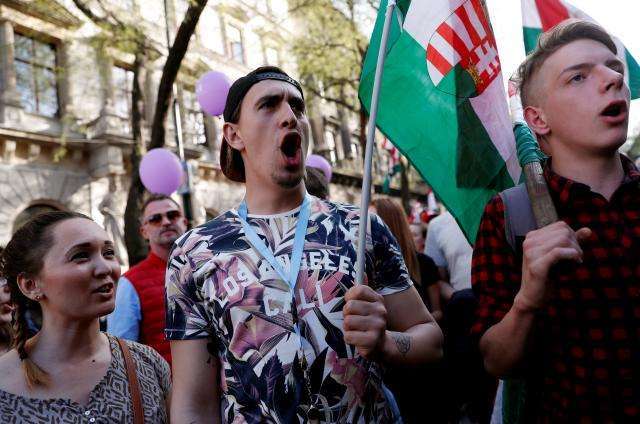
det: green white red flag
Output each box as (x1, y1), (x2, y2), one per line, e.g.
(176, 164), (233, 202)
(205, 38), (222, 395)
(522, 0), (640, 98)
(359, 0), (520, 243)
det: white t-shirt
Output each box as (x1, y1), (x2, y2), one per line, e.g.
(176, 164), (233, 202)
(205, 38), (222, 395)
(424, 212), (472, 292)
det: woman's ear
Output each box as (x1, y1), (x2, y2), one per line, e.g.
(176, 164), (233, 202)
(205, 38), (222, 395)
(223, 122), (245, 151)
(17, 273), (43, 302)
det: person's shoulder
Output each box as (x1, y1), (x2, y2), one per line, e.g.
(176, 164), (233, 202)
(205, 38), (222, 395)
(310, 196), (350, 214)
(188, 209), (237, 237)
(117, 337), (168, 370)
(481, 194), (506, 218)
(308, 196), (361, 225)
(474, 194), (508, 247)
(172, 210), (239, 252)
(0, 350), (24, 392)
(123, 256), (154, 276)
(429, 211), (451, 227)
(111, 336), (171, 389)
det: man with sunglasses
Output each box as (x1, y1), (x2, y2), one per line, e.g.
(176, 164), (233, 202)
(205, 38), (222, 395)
(108, 194), (187, 364)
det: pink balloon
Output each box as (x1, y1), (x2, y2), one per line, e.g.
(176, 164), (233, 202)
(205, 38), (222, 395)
(139, 148), (184, 195)
(306, 154), (332, 182)
(196, 71), (231, 116)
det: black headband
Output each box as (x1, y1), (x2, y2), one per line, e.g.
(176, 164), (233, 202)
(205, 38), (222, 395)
(223, 66), (304, 122)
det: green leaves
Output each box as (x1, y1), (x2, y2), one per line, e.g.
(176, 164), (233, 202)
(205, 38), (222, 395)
(289, 0), (374, 111)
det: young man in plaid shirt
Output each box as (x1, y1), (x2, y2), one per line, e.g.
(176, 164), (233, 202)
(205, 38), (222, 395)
(472, 20), (640, 422)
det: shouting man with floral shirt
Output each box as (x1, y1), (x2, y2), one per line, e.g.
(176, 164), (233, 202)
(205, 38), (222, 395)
(166, 66), (443, 423)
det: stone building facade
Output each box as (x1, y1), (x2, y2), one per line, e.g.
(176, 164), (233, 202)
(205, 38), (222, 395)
(0, 0), (427, 264)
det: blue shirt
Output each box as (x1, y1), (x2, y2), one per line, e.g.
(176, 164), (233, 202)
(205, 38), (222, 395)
(106, 276), (141, 341)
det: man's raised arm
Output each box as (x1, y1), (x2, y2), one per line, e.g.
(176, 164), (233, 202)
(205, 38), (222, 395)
(478, 221), (591, 376)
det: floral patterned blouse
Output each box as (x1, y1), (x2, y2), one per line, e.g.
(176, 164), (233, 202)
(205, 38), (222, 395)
(165, 196), (412, 423)
(0, 334), (170, 423)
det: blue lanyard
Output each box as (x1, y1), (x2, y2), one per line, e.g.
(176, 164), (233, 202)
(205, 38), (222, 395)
(237, 195), (311, 293)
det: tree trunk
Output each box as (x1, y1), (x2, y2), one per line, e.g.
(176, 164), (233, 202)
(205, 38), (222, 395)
(124, 0), (207, 263)
(123, 52), (148, 266)
(359, 107), (367, 160)
(400, 157), (411, 215)
(149, 0), (208, 150)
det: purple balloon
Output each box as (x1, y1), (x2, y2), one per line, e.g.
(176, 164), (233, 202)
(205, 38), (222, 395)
(196, 71), (231, 116)
(139, 148), (184, 195)
(306, 154), (332, 182)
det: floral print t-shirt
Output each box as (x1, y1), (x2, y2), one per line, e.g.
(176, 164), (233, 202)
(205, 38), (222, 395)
(165, 196), (412, 423)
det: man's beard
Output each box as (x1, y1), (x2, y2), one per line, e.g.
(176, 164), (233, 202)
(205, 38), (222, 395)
(156, 228), (181, 246)
(272, 168), (303, 189)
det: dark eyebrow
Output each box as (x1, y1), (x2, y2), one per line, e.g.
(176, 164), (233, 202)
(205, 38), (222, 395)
(66, 240), (114, 254)
(255, 93), (283, 108)
(255, 90), (304, 108)
(559, 62), (593, 77)
(559, 58), (625, 78)
(605, 58), (625, 70)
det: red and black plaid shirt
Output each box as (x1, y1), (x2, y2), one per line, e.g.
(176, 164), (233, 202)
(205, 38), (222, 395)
(472, 155), (640, 422)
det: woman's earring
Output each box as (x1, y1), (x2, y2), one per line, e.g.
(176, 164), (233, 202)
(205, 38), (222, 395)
(34, 294), (41, 301)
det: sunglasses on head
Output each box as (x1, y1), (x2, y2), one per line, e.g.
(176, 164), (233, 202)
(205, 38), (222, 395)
(144, 210), (182, 225)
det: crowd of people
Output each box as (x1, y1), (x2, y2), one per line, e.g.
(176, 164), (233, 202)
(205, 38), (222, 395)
(0, 19), (639, 423)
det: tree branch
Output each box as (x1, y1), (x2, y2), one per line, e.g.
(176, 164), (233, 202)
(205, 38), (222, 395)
(149, 0), (208, 149)
(304, 84), (358, 112)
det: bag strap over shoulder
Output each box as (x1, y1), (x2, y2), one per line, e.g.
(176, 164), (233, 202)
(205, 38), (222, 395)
(498, 183), (537, 252)
(117, 338), (144, 424)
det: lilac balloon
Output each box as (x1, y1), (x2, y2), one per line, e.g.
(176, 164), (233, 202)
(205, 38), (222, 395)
(139, 148), (184, 195)
(196, 71), (231, 116)
(306, 154), (332, 182)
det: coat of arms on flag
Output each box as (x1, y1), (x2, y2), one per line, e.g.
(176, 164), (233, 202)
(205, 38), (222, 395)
(427, 0), (501, 97)
(359, 0), (520, 243)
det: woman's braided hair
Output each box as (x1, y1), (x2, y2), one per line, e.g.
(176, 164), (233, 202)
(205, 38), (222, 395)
(0, 211), (91, 388)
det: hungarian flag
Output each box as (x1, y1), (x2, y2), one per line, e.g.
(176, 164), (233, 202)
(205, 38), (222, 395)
(359, 0), (521, 243)
(522, 0), (640, 98)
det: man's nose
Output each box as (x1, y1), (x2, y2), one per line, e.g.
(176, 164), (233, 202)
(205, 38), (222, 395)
(600, 65), (624, 92)
(161, 214), (172, 225)
(278, 103), (297, 128)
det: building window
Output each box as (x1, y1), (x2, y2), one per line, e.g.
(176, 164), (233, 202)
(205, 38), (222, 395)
(264, 46), (279, 66)
(350, 138), (360, 160)
(198, 7), (225, 54)
(174, 0), (188, 25)
(257, 0), (271, 15)
(120, 0), (136, 12)
(226, 24), (244, 64)
(182, 89), (207, 146)
(112, 66), (133, 134)
(324, 129), (338, 164)
(13, 32), (59, 118)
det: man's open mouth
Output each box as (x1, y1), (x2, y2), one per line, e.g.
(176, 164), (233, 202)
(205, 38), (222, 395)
(600, 100), (628, 120)
(280, 132), (301, 159)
